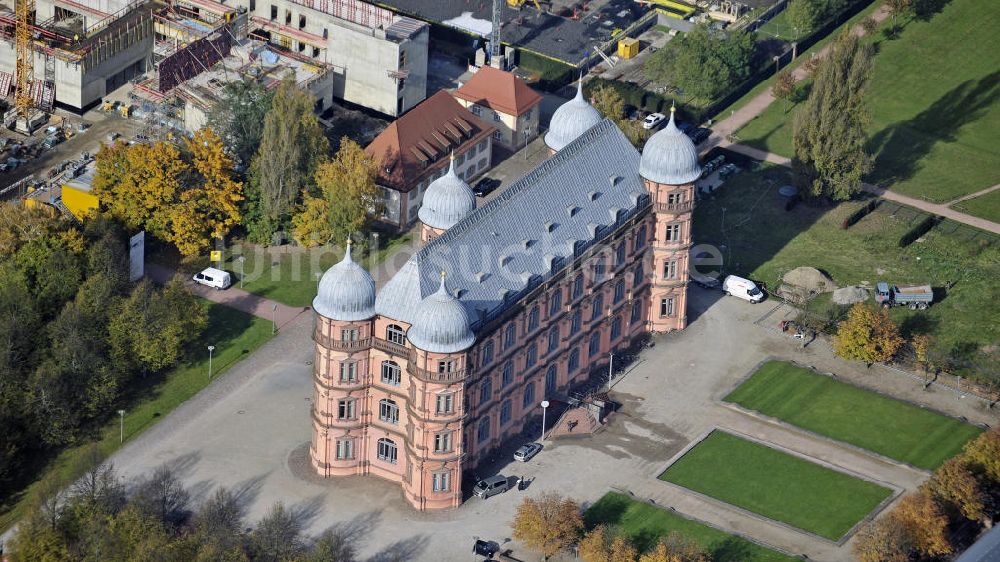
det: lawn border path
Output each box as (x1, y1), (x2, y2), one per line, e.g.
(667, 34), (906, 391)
(720, 358), (985, 470)
(657, 428), (900, 544)
(590, 489), (802, 562)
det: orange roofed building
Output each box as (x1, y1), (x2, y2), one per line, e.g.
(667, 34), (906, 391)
(452, 66), (542, 151)
(366, 90), (497, 230)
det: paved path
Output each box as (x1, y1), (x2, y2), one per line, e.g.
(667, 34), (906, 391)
(723, 143), (1000, 234)
(947, 182), (1000, 205)
(146, 263), (308, 329)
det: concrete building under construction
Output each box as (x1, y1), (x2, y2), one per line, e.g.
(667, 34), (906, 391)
(0, 0), (428, 120)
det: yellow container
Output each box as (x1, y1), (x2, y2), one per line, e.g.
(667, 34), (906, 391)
(62, 184), (99, 220)
(617, 38), (639, 59)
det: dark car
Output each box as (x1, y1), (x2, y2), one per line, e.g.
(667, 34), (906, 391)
(688, 127), (711, 145)
(473, 177), (501, 197)
(677, 122), (694, 134)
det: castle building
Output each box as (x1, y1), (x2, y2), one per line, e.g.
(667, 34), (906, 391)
(310, 98), (700, 510)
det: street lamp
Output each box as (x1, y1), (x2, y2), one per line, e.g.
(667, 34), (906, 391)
(272, 303), (278, 334)
(117, 409), (125, 444)
(540, 400), (550, 441)
(207, 345), (215, 381)
(237, 255), (246, 288)
(608, 352), (615, 390)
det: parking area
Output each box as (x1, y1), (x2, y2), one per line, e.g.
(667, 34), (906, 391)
(84, 284), (994, 561)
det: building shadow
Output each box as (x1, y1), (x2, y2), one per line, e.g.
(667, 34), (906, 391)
(866, 71), (1000, 189)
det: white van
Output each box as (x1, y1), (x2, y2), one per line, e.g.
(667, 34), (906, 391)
(193, 267), (232, 290)
(722, 275), (764, 303)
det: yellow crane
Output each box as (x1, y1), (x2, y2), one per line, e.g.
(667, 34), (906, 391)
(15, 0), (36, 120)
(506, 0), (543, 10)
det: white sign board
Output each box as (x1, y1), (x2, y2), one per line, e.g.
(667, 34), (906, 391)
(129, 231), (145, 282)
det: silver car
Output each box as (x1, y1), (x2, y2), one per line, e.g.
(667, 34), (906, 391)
(514, 442), (543, 462)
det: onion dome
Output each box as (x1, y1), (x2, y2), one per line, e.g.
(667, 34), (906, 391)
(407, 272), (475, 354)
(312, 241), (376, 321)
(544, 79), (603, 152)
(639, 106), (702, 185)
(418, 154), (477, 230)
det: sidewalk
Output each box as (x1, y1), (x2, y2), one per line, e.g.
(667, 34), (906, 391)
(147, 263), (308, 329)
(723, 143), (1000, 235)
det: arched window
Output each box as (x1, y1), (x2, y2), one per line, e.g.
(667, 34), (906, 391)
(500, 400), (512, 425)
(573, 274), (584, 299)
(479, 376), (493, 405)
(379, 399), (399, 424)
(571, 310), (582, 335)
(568, 348), (580, 372)
(591, 293), (605, 321)
(545, 364), (557, 394)
(504, 323), (517, 350)
(502, 361), (513, 387)
(386, 324), (406, 345)
(522, 382), (535, 409)
(589, 331), (601, 358)
(381, 360), (401, 386)
(611, 316), (622, 340)
(377, 438), (397, 464)
(614, 280), (625, 303)
(633, 261), (644, 286)
(548, 290), (562, 317)
(547, 326), (560, 353)
(477, 416), (491, 443)
(528, 307), (540, 332)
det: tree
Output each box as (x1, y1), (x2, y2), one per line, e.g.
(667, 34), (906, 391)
(308, 529), (356, 562)
(911, 334), (934, 373)
(853, 516), (912, 562)
(0, 202), (62, 257)
(885, 0), (912, 31)
(771, 70), (798, 112)
(638, 533), (708, 562)
(92, 141), (188, 236)
(206, 78), (274, 167)
(578, 525), (612, 562)
(511, 493), (583, 560)
(792, 32), (875, 200)
(929, 457), (985, 521)
(892, 491), (951, 556)
(833, 303), (904, 366)
(166, 128), (244, 256)
(608, 535), (638, 562)
(131, 465), (190, 523)
(250, 502), (305, 562)
(591, 85), (625, 121)
(644, 23), (756, 101)
(292, 139), (380, 247)
(860, 15), (879, 34)
(247, 75), (329, 242)
(192, 487), (246, 552)
(786, 0), (821, 37)
(964, 426), (1000, 484)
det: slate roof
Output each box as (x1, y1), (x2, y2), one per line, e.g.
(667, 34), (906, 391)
(453, 65), (542, 116)
(366, 91), (496, 193)
(375, 118), (650, 331)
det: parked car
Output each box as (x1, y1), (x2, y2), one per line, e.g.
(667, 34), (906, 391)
(473, 475), (510, 499)
(514, 442), (543, 462)
(192, 267), (232, 290)
(643, 112), (666, 130)
(688, 127), (711, 145)
(623, 104), (640, 120)
(718, 163), (740, 179)
(473, 177), (501, 197)
(722, 275), (765, 303)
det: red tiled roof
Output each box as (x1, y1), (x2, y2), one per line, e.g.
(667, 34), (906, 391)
(366, 91), (496, 193)
(452, 65), (543, 117)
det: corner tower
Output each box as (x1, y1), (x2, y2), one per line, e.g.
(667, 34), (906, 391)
(638, 107), (701, 332)
(310, 241), (377, 478)
(417, 154), (476, 243)
(544, 79), (602, 155)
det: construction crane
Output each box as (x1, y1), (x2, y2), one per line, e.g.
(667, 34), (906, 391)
(507, 0), (543, 10)
(15, 0), (36, 121)
(490, 0), (502, 65)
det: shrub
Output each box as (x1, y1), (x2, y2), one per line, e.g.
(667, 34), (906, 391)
(842, 199), (880, 229)
(898, 215), (940, 247)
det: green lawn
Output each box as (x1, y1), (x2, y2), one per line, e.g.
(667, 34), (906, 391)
(736, 0), (1000, 204)
(660, 431), (892, 541)
(953, 188), (1000, 223)
(725, 361), (983, 469)
(0, 303), (273, 532)
(584, 492), (799, 562)
(693, 164), (1000, 369)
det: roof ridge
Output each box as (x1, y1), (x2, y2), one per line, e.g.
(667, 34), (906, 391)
(416, 118), (618, 261)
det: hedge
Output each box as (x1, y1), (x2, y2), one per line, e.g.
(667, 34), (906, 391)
(898, 215), (940, 248)
(842, 198), (881, 229)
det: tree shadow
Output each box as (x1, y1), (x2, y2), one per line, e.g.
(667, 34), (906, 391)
(288, 494), (326, 529)
(324, 509), (383, 548)
(709, 535), (755, 562)
(366, 534), (430, 562)
(899, 313), (939, 339)
(866, 71), (1000, 188)
(912, 0), (954, 21)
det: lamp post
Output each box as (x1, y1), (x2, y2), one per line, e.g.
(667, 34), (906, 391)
(117, 409), (125, 443)
(608, 352), (615, 390)
(540, 400), (550, 441)
(207, 345), (215, 381)
(272, 303), (278, 334)
(237, 255), (245, 288)
(522, 126), (531, 161)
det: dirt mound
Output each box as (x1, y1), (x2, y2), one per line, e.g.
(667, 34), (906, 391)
(833, 286), (870, 305)
(783, 267), (836, 294)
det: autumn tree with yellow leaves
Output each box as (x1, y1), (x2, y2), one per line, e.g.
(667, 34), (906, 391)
(511, 493), (583, 560)
(291, 138), (380, 247)
(833, 303), (904, 366)
(92, 129), (243, 257)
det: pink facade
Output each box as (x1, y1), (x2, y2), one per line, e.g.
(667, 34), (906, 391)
(309, 179), (695, 511)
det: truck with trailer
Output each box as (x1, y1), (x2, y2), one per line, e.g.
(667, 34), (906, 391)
(874, 282), (933, 309)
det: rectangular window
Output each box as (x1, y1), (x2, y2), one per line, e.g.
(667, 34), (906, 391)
(660, 297), (675, 317)
(337, 399), (355, 420)
(339, 361), (356, 382)
(432, 472), (450, 492)
(434, 431), (453, 453)
(335, 439), (354, 460)
(457, 152), (465, 166)
(270, 4), (277, 19)
(340, 328), (358, 341)
(492, 131), (502, 141)
(478, 140), (487, 152)
(438, 360), (455, 373)
(663, 260), (678, 280)
(631, 300), (642, 323)
(471, 105), (481, 115)
(379, 400), (399, 424)
(436, 393), (454, 414)
(635, 224), (647, 251)
(665, 223), (681, 242)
